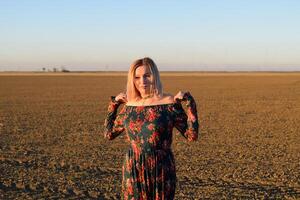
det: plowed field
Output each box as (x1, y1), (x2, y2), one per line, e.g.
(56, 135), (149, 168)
(0, 72), (299, 199)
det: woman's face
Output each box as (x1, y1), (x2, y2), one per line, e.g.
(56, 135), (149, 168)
(134, 65), (153, 94)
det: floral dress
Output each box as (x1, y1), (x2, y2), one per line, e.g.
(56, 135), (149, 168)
(104, 92), (199, 200)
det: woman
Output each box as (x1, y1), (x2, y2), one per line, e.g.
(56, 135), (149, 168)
(104, 57), (199, 200)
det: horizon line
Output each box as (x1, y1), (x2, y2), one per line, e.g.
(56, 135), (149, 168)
(1, 70), (300, 73)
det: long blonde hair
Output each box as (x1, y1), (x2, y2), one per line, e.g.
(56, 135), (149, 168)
(126, 57), (163, 102)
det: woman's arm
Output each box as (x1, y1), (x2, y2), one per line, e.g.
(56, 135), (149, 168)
(173, 92), (199, 141)
(103, 96), (126, 140)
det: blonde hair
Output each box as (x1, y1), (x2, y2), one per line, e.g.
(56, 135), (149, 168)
(126, 57), (163, 102)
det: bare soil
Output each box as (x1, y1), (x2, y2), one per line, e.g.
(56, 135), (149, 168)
(0, 73), (299, 199)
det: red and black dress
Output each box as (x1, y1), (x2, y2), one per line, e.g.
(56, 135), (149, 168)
(104, 92), (199, 200)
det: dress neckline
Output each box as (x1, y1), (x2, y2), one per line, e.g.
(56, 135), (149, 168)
(125, 102), (176, 107)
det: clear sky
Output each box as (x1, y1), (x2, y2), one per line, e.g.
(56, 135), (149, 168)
(1, 0), (300, 71)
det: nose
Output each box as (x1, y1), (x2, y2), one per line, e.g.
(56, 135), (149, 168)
(141, 77), (147, 84)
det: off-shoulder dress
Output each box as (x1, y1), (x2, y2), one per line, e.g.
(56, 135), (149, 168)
(104, 92), (199, 200)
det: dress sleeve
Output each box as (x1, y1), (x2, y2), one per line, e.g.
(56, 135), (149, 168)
(103, 96), (126, 140)
(172, 92), (199, 141)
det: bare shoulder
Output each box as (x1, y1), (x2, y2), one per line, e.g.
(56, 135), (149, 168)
(162, 93), (175, 104)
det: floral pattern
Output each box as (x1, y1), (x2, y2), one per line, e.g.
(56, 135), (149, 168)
(104, 92), (199, 200)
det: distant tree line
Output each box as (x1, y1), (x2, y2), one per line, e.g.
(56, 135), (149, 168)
(42, 67), (70, 72)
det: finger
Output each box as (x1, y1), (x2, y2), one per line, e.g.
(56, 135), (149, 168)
(176, 95), (183, 100)
(174, 97), (181, 102)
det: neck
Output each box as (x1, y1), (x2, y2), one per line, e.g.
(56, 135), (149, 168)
(141, 94), (153, 99)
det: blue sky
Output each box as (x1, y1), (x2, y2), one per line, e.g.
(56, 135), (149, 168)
(1, 0), (300, 71)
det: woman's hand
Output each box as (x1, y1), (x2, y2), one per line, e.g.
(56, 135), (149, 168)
(174, 91), (187, 102)
(115, 92), (127, 103)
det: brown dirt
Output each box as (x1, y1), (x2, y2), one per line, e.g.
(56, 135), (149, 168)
(0, 73), (299, 199)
